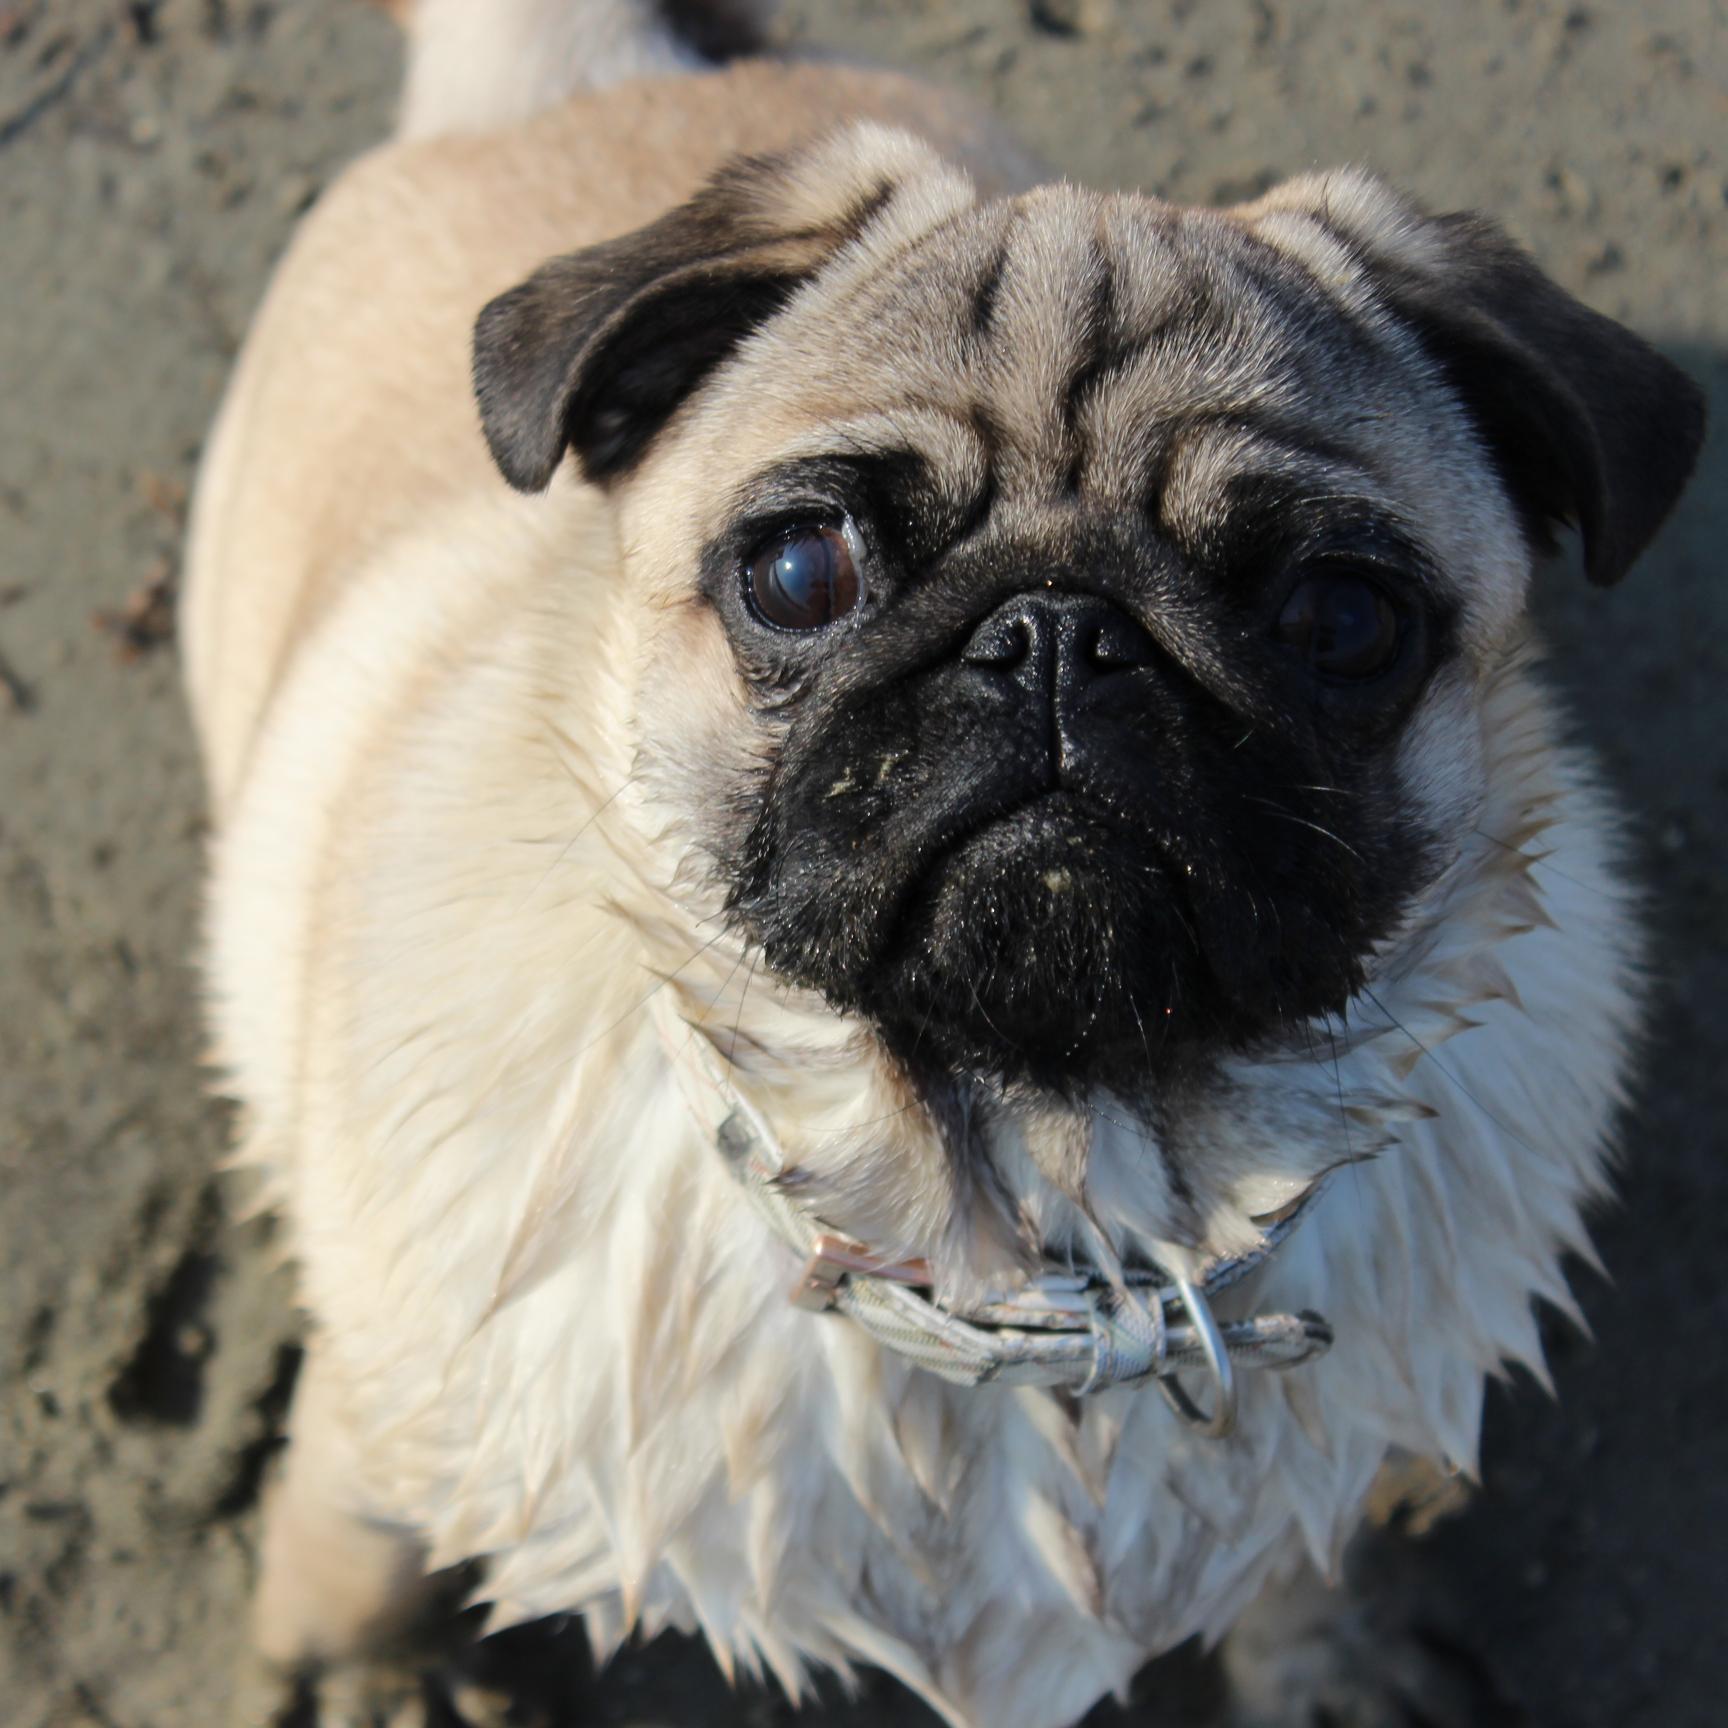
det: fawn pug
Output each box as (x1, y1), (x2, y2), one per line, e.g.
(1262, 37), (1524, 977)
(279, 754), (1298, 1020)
(186, 1), (1703, 1722)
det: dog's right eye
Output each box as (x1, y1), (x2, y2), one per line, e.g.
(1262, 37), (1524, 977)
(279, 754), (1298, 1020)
(744, 525), (863, 631)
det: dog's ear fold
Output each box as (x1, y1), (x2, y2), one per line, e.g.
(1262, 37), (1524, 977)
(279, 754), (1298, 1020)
(1379, 211), (1705, 586)
(473, 126), (970, 493)
(1240, 172), (1705, 585)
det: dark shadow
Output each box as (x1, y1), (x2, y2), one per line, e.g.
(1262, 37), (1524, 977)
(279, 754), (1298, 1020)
(1415, 341), (1728, 1728)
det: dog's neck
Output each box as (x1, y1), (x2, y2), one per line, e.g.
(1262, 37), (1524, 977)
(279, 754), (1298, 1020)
(623, 652), (1566, 1319)
(657, 977), (1336, 1420)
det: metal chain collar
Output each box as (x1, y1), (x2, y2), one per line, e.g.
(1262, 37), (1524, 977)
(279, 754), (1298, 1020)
(675, 1026), (1333, 1438)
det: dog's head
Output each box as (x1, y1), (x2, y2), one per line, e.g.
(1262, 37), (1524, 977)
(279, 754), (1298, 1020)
(474, 126), (1701, 1099)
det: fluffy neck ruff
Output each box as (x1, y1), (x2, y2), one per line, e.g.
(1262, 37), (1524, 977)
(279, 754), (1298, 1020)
(448, 647), (1635, 1725)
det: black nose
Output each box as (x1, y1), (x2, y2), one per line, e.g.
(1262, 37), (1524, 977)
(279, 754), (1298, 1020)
(961, 590), (1152, 701)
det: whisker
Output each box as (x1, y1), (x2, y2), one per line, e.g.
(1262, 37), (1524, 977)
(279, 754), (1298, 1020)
(570, 928), (732, 1061)
(1082, 1096), (1156, 1143)
(513, 774), (638, 912)
(1471, 825), (1609, 898)
(1358, 984), (1552, 1166)
(1244, 797), (1365, 864)
(798, 1096), (926, 1141)
(1125, 988), (1158, 1082)
(964, 965), (1024, 1060)
(1162, 897), (1201, 958)
(1323, 1010), (1381, 1249)
(728, 951), (760, 1062)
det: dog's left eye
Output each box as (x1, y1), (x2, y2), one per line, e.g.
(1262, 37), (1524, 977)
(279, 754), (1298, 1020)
(1274, 569), (1402, 680)
(744, 525), (863, 631)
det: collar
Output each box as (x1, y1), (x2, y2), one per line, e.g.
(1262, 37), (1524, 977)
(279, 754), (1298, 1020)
(670, 1020), (1333, 1439)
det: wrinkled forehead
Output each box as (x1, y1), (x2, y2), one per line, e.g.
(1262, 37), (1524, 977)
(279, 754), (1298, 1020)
(785, 192), (1388, 498)
(667, 185), (1530, 646)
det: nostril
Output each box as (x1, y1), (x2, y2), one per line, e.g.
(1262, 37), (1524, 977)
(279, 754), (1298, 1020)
(962, 612), (1035, 668)
(1084, 613), (1152, 672)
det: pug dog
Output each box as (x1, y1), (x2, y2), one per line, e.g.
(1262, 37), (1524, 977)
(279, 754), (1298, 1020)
(185, 1), (1704, 1724)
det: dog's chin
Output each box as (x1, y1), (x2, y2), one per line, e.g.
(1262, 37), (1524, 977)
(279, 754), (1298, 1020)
(862, 795), (1200, 1091)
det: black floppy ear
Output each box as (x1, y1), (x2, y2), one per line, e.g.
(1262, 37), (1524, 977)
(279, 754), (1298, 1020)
(1376, 213), (1705, 585)
(1241, 174), (1705, 585)
(472, 126), (967, 493)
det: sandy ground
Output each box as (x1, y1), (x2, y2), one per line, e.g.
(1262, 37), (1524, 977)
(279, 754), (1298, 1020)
(1, 2), (1723, 1724)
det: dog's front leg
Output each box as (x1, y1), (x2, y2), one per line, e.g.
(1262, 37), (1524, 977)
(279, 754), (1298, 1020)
(231, 1338), (454, 1727)
(252, 1339), (432, 1668)
(1219, 1535), (1510, 1728)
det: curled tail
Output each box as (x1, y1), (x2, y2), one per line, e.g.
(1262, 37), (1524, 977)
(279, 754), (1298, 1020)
(383, 0), (776, 140)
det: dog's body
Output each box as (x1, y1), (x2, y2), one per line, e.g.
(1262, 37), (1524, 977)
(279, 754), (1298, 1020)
(187, 5), (1701, 1725)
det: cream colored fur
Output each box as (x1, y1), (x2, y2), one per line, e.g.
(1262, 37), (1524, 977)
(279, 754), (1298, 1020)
(187, 9), (1643, 1727)
(393, 0), (771, 139)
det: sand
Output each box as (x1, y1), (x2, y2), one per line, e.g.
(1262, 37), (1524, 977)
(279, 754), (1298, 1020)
(2, 2), (1723, 1723)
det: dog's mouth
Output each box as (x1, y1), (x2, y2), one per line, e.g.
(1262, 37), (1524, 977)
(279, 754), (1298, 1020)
(736, 678), (1421, 1089)
(864, 789), (1184, 1083)
(895, 788), (1127, 925)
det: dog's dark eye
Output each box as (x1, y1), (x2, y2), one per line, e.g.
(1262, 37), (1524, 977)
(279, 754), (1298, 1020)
(744, 525), (862, 631)
(1274, 570), (1401, 680)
